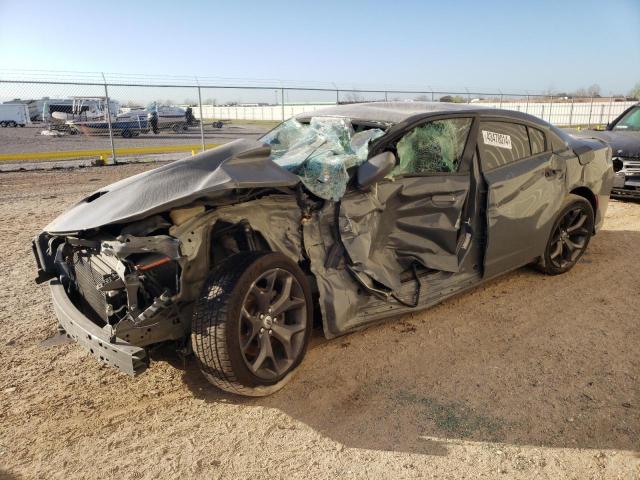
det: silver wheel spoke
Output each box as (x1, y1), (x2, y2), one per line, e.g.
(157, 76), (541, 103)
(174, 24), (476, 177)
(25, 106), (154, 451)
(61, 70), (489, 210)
(550, 240), (563, 259)
(270, 275), (293, 314)
(566, 213), (587, 233)
(251, 333), (275, 372)
(271, 322), (306, 359)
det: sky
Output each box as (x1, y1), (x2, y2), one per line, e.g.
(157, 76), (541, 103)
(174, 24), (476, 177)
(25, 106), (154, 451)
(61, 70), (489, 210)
(1, 0), (639, 99)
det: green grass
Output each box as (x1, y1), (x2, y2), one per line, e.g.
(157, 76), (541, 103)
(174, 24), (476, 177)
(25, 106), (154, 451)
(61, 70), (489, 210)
(396, 390), (506, 440)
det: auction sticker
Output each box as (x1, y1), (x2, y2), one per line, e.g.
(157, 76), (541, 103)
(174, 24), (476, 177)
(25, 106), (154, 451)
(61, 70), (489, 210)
(482, 130), (512, 149)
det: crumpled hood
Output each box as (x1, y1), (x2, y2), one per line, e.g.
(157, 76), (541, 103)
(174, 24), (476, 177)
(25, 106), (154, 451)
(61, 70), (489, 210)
(45, 139), (300, 234)
(576, 130), (640, 158)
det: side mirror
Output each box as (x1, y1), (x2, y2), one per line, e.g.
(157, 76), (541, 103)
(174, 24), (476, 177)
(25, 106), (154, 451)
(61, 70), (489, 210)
(357, 152), (396, 190)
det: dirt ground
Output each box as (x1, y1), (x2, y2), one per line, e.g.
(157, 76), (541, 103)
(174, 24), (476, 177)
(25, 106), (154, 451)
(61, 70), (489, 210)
(0, 164), (638, 480)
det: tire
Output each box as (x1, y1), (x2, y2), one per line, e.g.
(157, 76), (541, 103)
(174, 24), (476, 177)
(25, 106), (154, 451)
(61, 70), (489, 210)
(0, 122), (6, 128)
(121, 129), (133, 138)
(537, 194), (594, 275)
(8, 121), (17, 128)
(192, 251), (312, 397)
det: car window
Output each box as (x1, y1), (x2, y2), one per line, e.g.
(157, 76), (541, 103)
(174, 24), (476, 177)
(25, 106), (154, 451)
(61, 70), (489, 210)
(392, 118), (472, 175)
(528, 127), (547, 155)
(478, 121), (531, 171)
(612, 106), (640, 131)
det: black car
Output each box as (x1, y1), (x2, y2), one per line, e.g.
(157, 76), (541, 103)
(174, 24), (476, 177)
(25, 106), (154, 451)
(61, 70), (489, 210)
(577, 102), (640, 198)
(33, 102), (614, 396)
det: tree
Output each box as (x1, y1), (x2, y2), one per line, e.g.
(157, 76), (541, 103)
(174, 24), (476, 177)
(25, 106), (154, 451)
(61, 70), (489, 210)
(630, 83), (640, 100)
(344, 92), (365, 103)
(587, 84), (601, 97)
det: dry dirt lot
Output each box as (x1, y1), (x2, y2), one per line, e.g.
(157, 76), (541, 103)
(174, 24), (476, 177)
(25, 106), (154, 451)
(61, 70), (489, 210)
(0, 164), (638, 480)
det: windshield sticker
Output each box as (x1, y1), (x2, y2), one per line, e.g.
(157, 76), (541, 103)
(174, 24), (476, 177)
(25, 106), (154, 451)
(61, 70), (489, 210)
(482, 130), (512, 150)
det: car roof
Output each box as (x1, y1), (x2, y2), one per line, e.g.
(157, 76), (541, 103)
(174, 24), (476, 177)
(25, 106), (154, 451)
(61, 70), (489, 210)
(296, 101), (549, 127)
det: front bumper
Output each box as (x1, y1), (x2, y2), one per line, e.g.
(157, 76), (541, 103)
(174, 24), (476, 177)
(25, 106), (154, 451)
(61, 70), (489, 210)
(50, 280), (148, 375)
(612, 159), (640, 199)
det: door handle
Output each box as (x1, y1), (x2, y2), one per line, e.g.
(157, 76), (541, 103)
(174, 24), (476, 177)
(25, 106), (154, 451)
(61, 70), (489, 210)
(431, 194), (457, 205)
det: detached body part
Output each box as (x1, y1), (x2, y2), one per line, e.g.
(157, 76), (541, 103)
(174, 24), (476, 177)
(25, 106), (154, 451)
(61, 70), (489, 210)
(33, 102), (613, 396)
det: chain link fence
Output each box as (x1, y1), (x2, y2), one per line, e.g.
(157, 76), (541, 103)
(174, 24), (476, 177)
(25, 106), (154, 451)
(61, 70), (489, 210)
(0, 70), (636, 165)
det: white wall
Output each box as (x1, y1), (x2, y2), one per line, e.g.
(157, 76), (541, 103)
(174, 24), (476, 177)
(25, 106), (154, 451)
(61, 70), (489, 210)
(192, 101), (636, 126)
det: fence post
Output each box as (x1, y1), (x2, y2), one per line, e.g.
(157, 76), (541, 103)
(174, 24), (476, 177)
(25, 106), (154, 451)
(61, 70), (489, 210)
(548, 96), (554, 123)
(499, 93), (503, 109)
(607, 96), (614, 125)
(281, 87), (285, 121)
(525, 94), (529, 115)
(336, 89), (339, 105)
(587, 97), (594, 127)
(569, 98), (574, 126)
(197, 85), (205, 152)
(384, 91), (388, 102)
(101, 73), (116, 165)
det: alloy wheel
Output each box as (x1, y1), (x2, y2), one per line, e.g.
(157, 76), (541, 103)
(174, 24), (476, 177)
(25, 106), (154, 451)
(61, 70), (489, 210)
(548, 206), (591, 269)
(238, 268), (307, 380)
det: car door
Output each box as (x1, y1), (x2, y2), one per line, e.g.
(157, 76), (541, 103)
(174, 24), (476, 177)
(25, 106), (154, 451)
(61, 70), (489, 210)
(478, 118), (566, 278)
(337, 114), (478, 294)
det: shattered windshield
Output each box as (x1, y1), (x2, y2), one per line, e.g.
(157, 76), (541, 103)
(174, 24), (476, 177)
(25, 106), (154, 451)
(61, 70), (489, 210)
(261, 117), (385, 200)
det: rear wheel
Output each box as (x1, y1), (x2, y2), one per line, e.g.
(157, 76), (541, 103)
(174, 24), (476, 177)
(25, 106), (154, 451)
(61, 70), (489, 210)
(0, 122), (6, 128)
(191, 252), (312, 396)
(538, 194), (594, 275)
(7, 121), (17, 128)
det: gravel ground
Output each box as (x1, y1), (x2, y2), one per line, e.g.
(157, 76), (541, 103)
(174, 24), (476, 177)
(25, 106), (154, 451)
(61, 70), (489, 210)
(0, 164), (638, 480)
(0, 123), (270, 156)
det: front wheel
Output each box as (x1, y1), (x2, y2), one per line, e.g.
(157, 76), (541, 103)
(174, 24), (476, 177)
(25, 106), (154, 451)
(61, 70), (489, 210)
(538, 194), (594, 275)
(192, 252), (312, 396)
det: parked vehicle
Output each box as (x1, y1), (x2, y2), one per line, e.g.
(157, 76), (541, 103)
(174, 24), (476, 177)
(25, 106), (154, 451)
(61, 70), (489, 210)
(0, 103), (30, 127)
(573, 102), (640, 198)
(144, 104), (187, 133)
(67, 112), (150, 138)
(32, 102), (613, 396)
(46, 97), (119, 127)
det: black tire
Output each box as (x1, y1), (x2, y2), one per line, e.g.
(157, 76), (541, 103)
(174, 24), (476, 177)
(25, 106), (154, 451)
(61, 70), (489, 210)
(537, 194), (594, 275)
(192, 251), (312, 396)
(0, 122), (6, 128)
(121, 129), (133, 138)
(8, 121), (17, 128)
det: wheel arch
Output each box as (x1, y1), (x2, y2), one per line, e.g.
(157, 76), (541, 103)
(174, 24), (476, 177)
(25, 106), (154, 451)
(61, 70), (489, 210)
(569, 186), (597, 232)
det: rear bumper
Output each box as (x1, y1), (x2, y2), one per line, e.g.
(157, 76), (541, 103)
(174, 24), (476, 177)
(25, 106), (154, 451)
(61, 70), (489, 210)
(50, 280), (148, 375)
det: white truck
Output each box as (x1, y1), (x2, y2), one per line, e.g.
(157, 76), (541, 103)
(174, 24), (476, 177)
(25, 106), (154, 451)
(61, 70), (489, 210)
(0, 104), (31, 127)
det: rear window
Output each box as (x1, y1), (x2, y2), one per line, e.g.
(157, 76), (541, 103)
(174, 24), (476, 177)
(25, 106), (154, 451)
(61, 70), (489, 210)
(528, 127), (547, 155)
(478, 121), (531, 171)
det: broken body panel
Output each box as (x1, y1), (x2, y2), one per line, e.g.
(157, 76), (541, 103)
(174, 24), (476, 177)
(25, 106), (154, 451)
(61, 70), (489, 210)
(33, 102), (613, 374)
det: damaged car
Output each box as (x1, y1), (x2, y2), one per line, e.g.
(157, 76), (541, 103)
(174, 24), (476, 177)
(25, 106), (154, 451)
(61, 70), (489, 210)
(33, 102), (614, 397)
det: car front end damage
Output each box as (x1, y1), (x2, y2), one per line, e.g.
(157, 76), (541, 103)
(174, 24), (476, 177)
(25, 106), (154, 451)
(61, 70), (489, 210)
(33, 226), (190, 375)
(612, 155), (640, 198)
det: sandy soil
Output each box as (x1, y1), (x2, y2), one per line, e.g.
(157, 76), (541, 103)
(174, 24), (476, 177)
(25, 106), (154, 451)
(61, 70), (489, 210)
(0, 164), (638, 480)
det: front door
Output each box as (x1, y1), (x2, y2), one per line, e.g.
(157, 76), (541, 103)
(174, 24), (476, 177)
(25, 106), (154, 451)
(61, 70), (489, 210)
(338, 115), (478, 293)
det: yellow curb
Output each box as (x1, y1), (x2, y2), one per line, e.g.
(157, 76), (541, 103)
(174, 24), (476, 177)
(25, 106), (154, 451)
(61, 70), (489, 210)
(0, 144), (220, 162)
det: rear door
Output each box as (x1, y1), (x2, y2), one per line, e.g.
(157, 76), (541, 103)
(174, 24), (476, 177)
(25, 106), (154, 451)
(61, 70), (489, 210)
(478, 118), (566, 277)
(338, 114), (478, 293)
